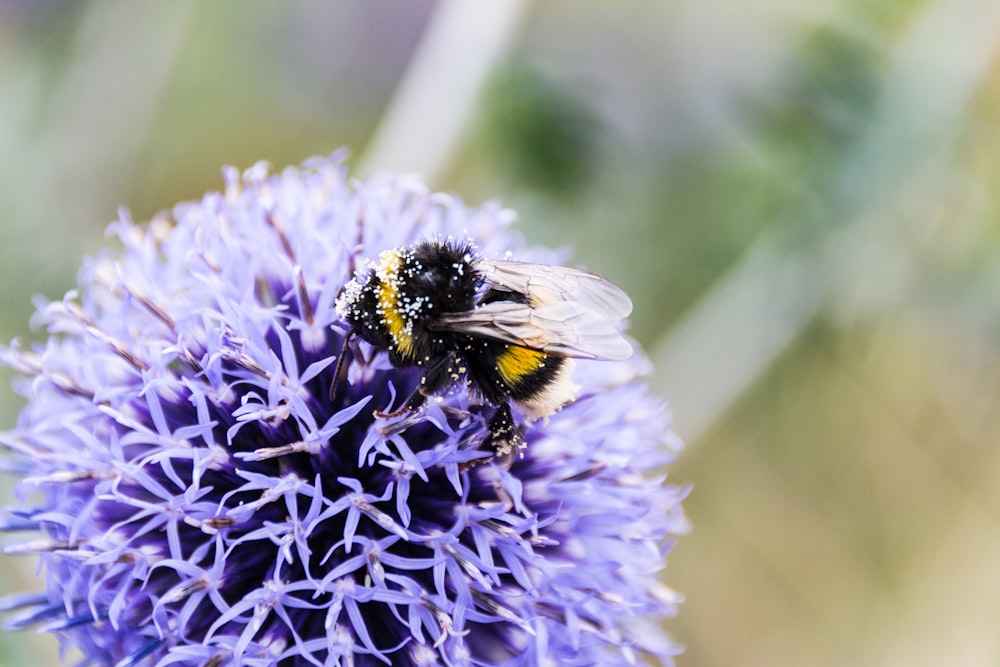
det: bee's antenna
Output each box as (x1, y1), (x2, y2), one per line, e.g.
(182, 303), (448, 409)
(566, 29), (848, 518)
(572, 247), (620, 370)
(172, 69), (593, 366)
(328, 334), (352, 402)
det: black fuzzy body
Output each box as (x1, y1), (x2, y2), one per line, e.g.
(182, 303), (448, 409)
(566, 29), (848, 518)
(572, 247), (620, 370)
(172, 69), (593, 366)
(336, 241), (568, 453)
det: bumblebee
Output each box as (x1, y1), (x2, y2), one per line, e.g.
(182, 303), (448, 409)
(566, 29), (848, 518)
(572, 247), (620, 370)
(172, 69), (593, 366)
(334, 240), (633, 457)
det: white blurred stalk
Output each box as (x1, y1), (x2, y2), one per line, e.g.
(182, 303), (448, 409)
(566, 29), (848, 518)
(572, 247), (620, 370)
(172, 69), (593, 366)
(359, 0), (530, 183)
(651, 0), (1000, 443)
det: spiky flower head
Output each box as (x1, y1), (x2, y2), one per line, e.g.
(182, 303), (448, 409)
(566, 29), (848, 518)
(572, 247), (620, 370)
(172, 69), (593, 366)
(0, 153), (687, 666)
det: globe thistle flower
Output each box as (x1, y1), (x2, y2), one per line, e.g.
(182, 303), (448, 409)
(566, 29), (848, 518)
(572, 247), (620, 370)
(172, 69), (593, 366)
(0, 153), (687, 666)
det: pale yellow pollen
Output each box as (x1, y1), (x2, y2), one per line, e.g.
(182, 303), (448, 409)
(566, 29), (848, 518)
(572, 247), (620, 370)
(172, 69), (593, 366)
(375, 250), (416, 360)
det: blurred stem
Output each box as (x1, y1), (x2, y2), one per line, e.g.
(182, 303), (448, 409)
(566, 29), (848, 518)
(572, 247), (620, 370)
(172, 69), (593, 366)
(359, 0), (531, 184)
(652, 0), (1000, 444)
(23, 0), (195, 241)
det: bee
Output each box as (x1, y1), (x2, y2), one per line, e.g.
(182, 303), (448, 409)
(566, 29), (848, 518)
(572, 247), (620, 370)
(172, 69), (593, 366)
(334, 239), (633, 458)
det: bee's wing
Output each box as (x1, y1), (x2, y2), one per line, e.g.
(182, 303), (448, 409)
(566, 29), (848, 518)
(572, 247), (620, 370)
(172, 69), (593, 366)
(431, 301), (633, 361)
(480, 259), (633, 319)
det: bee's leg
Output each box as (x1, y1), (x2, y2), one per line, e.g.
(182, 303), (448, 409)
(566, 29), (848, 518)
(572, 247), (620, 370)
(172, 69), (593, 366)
(483, 403), (524, 459)
(374, 351), (459, 418)
(374, 392), (427, 419)
(328, 335), (353, 402)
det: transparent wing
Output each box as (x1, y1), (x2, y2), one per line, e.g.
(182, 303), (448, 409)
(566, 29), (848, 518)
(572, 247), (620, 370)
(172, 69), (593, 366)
(480, 259), (633, 319)
(432, 301), (633, 361)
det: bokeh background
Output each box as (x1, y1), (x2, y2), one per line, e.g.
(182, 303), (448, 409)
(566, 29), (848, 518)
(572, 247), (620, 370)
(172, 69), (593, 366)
(2, 1), (1000, 665)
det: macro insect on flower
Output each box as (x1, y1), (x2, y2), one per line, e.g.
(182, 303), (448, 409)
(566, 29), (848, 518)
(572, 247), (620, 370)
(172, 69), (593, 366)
(0, 154), (687, 666)
(333, 239), (634, 462)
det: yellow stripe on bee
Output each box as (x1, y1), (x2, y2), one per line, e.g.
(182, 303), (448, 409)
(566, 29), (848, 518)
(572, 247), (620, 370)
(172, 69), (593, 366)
(497, 345), (546, 386)
(375, 250), (416, 359)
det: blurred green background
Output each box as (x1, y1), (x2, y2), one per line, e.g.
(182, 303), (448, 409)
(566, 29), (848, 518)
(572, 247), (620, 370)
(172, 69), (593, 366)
(2, 1), (1000, 665)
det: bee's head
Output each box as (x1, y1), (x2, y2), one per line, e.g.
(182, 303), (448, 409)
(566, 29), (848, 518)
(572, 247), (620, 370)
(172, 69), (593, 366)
(333, 273), (368, 325)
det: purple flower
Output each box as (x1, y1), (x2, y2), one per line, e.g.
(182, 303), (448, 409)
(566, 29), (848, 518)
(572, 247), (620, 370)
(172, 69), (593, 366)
(0, 153), (687, 666)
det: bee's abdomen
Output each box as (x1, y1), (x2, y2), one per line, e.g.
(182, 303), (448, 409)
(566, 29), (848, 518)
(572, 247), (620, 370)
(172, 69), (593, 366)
(496, 346), (549, 394)
(493, 345), (577, 421)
